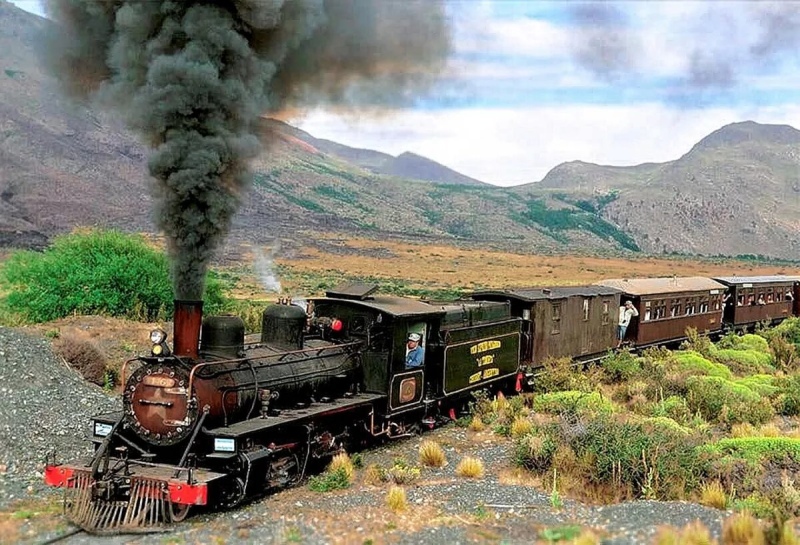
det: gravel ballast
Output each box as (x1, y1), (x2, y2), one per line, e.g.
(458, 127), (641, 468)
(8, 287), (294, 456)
(0, 327), (119, 507)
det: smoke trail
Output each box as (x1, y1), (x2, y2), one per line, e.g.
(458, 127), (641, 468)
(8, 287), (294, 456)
(254, 246), (281, 294)
(44, 0), (451, 299)
(568, 2), (637, 82)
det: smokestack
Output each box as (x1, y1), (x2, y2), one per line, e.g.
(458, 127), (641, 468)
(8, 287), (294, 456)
(173, 300), (203, 359)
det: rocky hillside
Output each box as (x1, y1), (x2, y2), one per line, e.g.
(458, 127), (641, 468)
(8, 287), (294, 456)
(522, 121), (800, 258)
(1, 1), (799, 260)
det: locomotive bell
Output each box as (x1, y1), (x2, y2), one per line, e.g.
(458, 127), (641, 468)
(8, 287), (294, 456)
(261, 304), (306, 350)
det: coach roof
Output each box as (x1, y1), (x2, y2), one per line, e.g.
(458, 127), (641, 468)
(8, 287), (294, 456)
(713, 275), (800, 285)
(596, 277), (727, 296)
(471, 286), (621, 302)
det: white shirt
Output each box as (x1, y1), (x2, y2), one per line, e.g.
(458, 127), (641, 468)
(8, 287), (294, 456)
(618, 305), (639, 327)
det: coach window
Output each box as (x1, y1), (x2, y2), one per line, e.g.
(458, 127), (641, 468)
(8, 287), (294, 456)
(583, 299), (590, 321)
(551, 303), (561, 334)
(700, 298), (709, 313)
(601, 300), (610, 324)
(737, 294), (744, 306)
(767, 290), (774, 303)
(644, 301), (651, 321)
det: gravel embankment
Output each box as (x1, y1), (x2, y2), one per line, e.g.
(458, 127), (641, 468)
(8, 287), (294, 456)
(0, 327), (119, 507)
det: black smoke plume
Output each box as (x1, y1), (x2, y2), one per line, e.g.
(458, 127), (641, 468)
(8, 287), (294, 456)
(44, 0), (451, 299)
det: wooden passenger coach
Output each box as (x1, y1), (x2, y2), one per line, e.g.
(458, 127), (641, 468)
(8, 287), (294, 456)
(471, 286), (621, 366)
(712, 276), (800, 331)
(596, 277), (727, 347)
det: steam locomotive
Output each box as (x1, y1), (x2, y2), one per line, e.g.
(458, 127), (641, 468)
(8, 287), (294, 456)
(44, 283), (523, 533)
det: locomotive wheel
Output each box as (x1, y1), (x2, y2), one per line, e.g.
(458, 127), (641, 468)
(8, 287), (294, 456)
(169, 502), (192, 522)
(220, 477), (246, 509)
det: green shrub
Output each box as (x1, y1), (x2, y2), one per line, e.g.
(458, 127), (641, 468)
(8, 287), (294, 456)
(732, 493), (775, 519)
(601, 350), (641, 382)
(686, 376), (774, 426)
(532, 391), (614, 417)
(774, 375), (800, 416)
(531, 357), (596, 394)
(672, 351), (732, 379)
(712, 348), (775, 374)
(735, 375), (778, 397)
(567, 416), (707, 499)
(0, 230), (226, 323)
(634, 416), (692, 436)
(736, 334), (770, 352)
(649, 395), (693, 425)
(307, 467), (351, 492)
(513, 431), (558, 472)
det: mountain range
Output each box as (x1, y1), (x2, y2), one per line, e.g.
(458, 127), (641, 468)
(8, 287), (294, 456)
(2, 0), (800, 261)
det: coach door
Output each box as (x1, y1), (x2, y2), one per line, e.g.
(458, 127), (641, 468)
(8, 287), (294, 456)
(389, 322), (426, 414)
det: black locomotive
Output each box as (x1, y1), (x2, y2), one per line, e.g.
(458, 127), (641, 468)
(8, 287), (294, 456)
(45, 283), (523, 533)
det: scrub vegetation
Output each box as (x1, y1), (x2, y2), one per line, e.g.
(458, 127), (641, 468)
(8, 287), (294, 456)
(468, 320), (800, 542)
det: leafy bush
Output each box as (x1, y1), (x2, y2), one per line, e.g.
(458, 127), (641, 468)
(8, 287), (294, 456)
(532, 391), (614, 417)
(514, 431), (558, 472)
(565, 416), (707, 499)
(735, 375), (778, 397)
(686, 376), (774, 426)
(601, 350), (641, 382)
(308, 467), (352, 492)
(672, 351), (732, 379)
(712, 348), (775, 375)
(649, 395), (693, 426)
(0, 230), (226, 323)
(774, 375), (800, 416)
(532, 357), (596, 394)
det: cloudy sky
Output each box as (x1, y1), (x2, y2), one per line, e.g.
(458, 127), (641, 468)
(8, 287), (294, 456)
(12, 1), (800, 186)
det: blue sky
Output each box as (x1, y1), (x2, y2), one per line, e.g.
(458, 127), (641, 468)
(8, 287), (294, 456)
(13, 0), (800, 186)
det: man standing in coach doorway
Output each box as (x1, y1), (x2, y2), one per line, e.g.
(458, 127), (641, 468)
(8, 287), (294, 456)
(405, 332), (424, 368)
(617, 300), (639, 348)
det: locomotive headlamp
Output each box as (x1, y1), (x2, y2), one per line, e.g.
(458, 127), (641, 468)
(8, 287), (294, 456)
(150, 329), (167, 344)
(151, 344), (163, 356)
(331, 318), (344, 332)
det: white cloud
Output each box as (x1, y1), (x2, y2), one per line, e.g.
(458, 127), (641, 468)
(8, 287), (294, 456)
(292, 104), (800, 187)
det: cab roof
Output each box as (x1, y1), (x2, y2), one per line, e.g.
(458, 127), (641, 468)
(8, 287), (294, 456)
(313, 295), (444, 318)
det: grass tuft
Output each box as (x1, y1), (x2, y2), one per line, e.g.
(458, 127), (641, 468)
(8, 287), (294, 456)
(721, 510), (765, 545)
(468, 415), (485, 432)
(386, 486), (407, 512)
(510, 417), (533, 438)
(455, 456), (485, 479)
(699, 481), (727, 510)
(418, 440), (447, 468)
(328, 452), (355, 481)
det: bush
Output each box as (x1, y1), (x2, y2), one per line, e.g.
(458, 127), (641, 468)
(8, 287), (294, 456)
(735, 375), (778, 397)
(308, 467), (351, 492)
(532, 357), (596, 394)
(672, 351), (732, 379)
(722, 511), (766, 545)
(775, 375), (800, 416)
(601, 350), (641, 382)
(514, 431), (558, 472)
(712, 348), (775, 375)
(532, 391), (614, 417)
(0, 230), (226, 323)
(565, 415), (707, 499)
(53, 335), (108, 386)
(686, 376), (774, 426)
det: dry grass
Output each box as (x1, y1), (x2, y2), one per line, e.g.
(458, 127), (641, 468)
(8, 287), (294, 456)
(654, 520), (715, 545)
(455, 456), (485, 479)
(363, 464), (383, 486)
(328, 452), (355, 482)
(468, 416), (485, 432)
(260, 233), (795, 293)
(699, 481), (727, 510)
(386, 486), (407, 513)
(418, 440), (447, 468)
(510, 417), (533, 438)
(52, 334), (108, 386)
(721, 511), (765, 545)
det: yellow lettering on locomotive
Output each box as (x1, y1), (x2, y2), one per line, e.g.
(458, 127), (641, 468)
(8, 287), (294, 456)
(469, 340), (502, 355)
(476, 354), (495, 367)
(469, 371), (482, 384)
(482, 368), (499, 379)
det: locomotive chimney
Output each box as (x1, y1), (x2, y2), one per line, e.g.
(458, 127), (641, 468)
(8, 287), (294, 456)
(173, 300), (203, 359)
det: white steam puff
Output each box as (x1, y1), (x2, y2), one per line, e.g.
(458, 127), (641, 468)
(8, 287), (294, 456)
(255, 247), (281, 293)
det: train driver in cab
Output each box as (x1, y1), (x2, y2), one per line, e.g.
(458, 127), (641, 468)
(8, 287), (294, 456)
(405, 332), (424, 368)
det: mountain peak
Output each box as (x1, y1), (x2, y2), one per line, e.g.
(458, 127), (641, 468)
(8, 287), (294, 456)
(690, 121), (800, 153)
